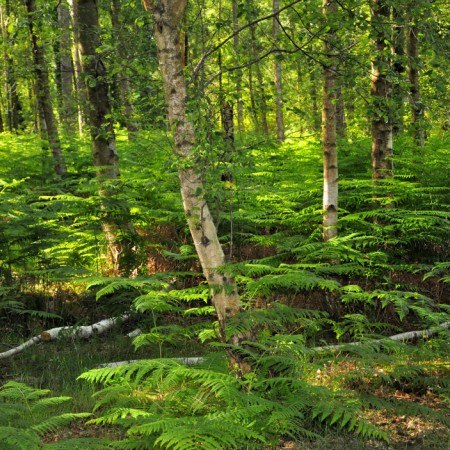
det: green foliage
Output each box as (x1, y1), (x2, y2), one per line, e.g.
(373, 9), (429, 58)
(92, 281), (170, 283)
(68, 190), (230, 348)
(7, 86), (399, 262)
(79, 353), (389, 449)
(0, 381), (95, 450)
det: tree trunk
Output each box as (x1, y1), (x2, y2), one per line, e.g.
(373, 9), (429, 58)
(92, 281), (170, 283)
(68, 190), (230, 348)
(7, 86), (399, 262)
(76, 0), (134, 274)
(370, 0), (393, 180)
(322, 0), (338, 242)
(110, 0), (138, 140)
(407, 13), (425, 147)
(392, 4), (406, 134)
(0, 1), (23, 132)
(273, 0), (285, 142)
(232, 0), (244, 133)
(26, 0), (67, 178)
(57, 0), (76, 131)
(250, 25), (269, 135)
(143, 0), (248, 373)
(70, 0), (88, 135)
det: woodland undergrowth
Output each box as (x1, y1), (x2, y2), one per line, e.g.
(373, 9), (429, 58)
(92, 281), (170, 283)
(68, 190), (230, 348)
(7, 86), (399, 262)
(0, 131), (449, 448)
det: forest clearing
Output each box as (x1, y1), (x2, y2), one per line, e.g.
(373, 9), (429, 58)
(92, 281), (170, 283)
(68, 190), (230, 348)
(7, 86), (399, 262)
(0, 0), (449, 449)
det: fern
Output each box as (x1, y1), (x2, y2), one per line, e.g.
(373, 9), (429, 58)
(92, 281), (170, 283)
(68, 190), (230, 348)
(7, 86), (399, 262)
(0, 382), (97, 450)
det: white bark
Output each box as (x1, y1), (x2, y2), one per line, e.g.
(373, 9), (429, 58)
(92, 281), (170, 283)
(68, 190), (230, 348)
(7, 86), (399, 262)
(313, 321), (450, 352)
(143, 0), (241, 333)
(0, 315), (130, 360)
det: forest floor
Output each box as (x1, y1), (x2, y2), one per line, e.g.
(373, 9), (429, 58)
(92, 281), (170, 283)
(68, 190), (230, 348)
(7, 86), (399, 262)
(1, 325), (448, 449)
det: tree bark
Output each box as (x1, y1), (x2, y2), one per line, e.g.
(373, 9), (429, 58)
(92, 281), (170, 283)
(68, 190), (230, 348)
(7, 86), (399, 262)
(370, 0), (393, 180)
(57, 0), (76, 131)
(322, 0), (339, 242)
(273, 0), (285, 142)
(110, 0), (138, 140)
(406, 11), (425, 147)
(76, 0), (134, 274)
(143, 0), (248, 373)
(26, 0), (67, 178)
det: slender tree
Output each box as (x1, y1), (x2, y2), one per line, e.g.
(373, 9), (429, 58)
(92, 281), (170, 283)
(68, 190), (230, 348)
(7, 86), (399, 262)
(76, 0), (134, 274)
(0, 0), (23, 132)
(250, 24), (269, 135)
(273, 0), (285, 142)
(392, 3), (406, 134)
(142, 0), (249, 373)
(406, 1), (425, 147)
(110, 0), (138, 140)
(322, 0), (338, 241)
(370, 0), (393, 180)
(56, 0), (76, 131)
(232, 0), (244, 133)
(69, 0), (87, 135)
(26, 0), (67, 177)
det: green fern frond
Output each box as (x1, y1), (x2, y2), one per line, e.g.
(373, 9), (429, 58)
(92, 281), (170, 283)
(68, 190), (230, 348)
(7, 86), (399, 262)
(0, 426), (41, 450)
(31, 413), (91, 436)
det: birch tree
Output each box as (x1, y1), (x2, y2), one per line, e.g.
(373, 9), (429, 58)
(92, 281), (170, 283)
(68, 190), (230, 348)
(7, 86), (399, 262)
(142, 0), (248, 373)
(322, 0), (338, 241)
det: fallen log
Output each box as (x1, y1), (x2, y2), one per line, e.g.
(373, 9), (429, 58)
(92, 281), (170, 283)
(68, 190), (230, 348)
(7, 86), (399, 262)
(313, 321), (450, 352)
(0, 315), (130, 360)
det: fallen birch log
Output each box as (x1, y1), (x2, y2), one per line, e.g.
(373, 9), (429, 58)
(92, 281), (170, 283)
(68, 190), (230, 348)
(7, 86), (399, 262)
(0, 314), (130, 360)
(313, 321), (450, 352)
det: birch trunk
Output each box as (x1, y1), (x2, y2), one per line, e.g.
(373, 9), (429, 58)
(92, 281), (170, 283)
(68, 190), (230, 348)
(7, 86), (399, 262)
(322, 0), (338, 242)
(370, 0), (393, 180)
(143, 0), (248, 372)
(26, 0), (67, 178)
(273, 0), (285, 142)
